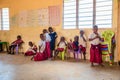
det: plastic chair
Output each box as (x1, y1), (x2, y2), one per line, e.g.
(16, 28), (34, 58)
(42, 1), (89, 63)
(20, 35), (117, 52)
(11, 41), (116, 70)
(59, 47), (67, 60)
(101, 30), (115, 65)
(15, 43), (24, 54)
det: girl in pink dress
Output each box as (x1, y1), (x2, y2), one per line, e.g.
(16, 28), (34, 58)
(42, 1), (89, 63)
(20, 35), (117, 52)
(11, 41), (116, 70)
(24, 41), (37, 56)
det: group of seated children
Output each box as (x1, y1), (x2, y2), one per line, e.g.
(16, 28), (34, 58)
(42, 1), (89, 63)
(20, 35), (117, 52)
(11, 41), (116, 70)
(26, 27), (87, 61)
(7, 25), (104, 66)
(7, 27), (87, 60)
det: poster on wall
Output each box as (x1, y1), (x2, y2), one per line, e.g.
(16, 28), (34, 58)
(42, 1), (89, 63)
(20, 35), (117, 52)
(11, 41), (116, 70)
(18, 11), (27, 27)
(10, 15), (18, 27)
(48, 5), (60, 26)
(38, 8), (49, 26)
(27, 10), (39, 27)
(13, 6), (60, 27)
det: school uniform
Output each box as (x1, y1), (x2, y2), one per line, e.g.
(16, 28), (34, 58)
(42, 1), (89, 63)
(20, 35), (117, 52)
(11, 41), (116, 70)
(79, 34), (87, 53)
(89, 32), (102, 63)
(57, 41), (67, 52)
(34, 40), (46, 61)
(9, 39), (24, 54)
(73, 41), (79, 59)
(24, 45), (37, 56)
(44, 33), (51, 58)
(49, 32), (57, 50)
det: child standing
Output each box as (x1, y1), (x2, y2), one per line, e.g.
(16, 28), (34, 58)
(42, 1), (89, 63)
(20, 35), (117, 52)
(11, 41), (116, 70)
(31, 34), (46, 61)
(54, 36), (67, 59)
(67, 39), (73, 58)
(43, 29), (51, 59)
(48, 27), (58, 57)
(8, 35), (24, 54)
(24, 41), (37, 56)
(73, 36), (79, 60)
(89, 25), (103, 66)
(79, 30), (87, 60)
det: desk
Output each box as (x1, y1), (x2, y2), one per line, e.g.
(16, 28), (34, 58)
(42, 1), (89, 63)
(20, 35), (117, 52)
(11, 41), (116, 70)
(0, 42), (8, 52)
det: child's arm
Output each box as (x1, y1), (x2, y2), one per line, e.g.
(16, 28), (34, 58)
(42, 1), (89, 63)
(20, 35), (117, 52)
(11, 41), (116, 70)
(11, 40), (17, 44)
(89, 37), (97, 41)
(33, 45), (37, 52)
(89, 33), (98, 41)
(64, 41), (67, 46)
(82, 36), (87, 42)
(38, 41), (43, 52)
(39, 46), (41, 52)
(57, 42), (60, 46)
(55, 32), (58, 39)
(95, 33), (102, 41)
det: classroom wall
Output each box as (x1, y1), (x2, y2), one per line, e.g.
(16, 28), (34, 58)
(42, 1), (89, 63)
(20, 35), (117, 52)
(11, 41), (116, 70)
(117, 0), (120, 61)
(0, 0), (119, 61)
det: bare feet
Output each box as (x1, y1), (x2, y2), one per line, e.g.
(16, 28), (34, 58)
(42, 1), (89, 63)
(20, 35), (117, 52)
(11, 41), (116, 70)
(99, 63), (104, 67)
(31, 57), (33, 60)
(91, 63), (94, 67)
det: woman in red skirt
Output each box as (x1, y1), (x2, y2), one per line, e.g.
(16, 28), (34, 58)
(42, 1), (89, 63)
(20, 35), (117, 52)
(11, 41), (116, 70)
(89, 25), (103, 67)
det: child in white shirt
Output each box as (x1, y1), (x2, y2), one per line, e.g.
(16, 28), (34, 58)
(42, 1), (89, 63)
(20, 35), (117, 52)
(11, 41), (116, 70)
(54, 36), (67, 59)
(79, 30), (87, 60)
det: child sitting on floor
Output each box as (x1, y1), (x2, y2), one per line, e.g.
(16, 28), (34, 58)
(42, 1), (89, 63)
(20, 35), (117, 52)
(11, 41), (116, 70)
(53, 36), (67, 59)
(24, 41), (37, 56)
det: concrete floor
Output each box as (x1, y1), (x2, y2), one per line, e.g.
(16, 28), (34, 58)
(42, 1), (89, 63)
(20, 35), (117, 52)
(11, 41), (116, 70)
(0, 53), (120, 80)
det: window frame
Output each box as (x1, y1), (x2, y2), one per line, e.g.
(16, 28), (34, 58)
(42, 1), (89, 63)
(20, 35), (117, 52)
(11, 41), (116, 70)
(63, 0), (113, 29)
(0, 8), (10, 31)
